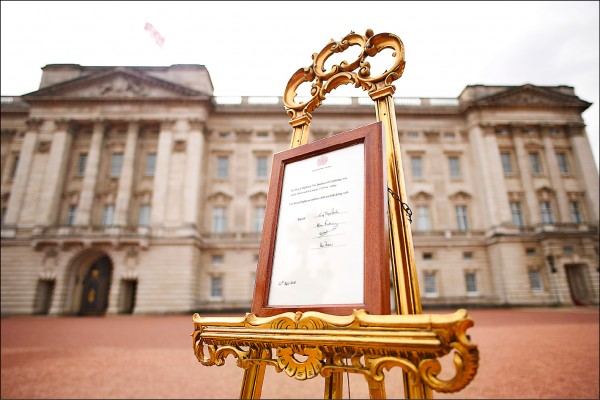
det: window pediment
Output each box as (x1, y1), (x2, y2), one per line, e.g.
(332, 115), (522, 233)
(207, 191), (233, 203)
(410, 191), (433, 202)
(448, 190), (472, 202)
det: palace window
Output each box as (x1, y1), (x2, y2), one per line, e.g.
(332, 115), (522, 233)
(216, 156), (229, 179)
(465, 272), (478, 294)
(252, 206), (266, 233)
(212, 207), (227, 233)
(102, 204), (115, 226)
(424, 272), (438, 297)
(540, 201), (555, 224)
(212, 254), (224, 264)
(500, 152), (513, 175)
(455, 205), (469, 231)
(411, 156), (423, 179)
(422, 252), (433, 260)
(256, 156), (268, 179)
(210, 276), (223, 298)
(76, 154), (87, 176)
(529, 152), (542, 175)
(138, 205), (151, 226)
(556, 153), (570, 174)
(525, 247), (536, 256)
(110, 153), (123, 177)
(510, 202), (524, 226)
(448, 156), (461, 179)
(463, 251), (473, 259)
(416, 205), (431, 231)
(563, 246), (574, 255)
(528, 270), (543, 292)
(145, 153), (156, 176)
(66, 205), (77, 226)
(569, 201), (584, 224)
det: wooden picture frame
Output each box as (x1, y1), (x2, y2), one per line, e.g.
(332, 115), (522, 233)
(251, 122), (390, 317)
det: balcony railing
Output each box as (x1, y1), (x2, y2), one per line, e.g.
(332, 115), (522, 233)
(214, 96), (461, 107)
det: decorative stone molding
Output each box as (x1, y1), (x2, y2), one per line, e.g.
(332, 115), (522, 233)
(39, 268), (57, 281)
(121, 269), (139, 280)
(249, 191), (268, 202)
(536, 186), (556, 200)
(449, 190), (472, 202)
(37, 140), (51, 153)
(25, 118), (43, 132)
(410, 190), (434, 201)
(207, 191), (233, 203)
(173, 139), (187, 152)
(133, 190), (153, 203)
(98, 75), (147, 97)
(62, 191), (80, 205)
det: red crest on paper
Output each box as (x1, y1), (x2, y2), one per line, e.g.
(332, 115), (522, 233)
(317, 155), (328, 166)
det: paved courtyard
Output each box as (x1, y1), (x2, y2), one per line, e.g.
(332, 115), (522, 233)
(1, 307), (598, 399)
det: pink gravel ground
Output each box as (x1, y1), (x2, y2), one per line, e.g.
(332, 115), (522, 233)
(1, 307), (598, 399)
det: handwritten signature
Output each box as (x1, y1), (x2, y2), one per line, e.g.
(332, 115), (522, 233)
(278, 280), (297, 286)
(316, 208), (340, 218)
(318, 226), (338, 237)
(315, 219), (339, 228)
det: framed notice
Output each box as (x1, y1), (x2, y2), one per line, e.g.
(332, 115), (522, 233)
(251, 122), (390, 317)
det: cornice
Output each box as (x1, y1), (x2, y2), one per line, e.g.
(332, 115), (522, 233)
(23, 66), (210, 98)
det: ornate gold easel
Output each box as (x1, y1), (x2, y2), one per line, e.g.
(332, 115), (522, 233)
(193, 29), (479, 399)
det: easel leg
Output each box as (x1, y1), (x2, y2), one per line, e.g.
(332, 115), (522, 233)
(403, 371), (433, 399)
(240, 364), (267, 399)
(324, 372), (344, 399)
(367, 379), (386, 399)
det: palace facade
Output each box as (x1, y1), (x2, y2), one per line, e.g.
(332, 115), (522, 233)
(1, 64), (598, 315)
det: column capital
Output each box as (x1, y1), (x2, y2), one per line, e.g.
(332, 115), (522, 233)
(127, 120), (140, 133)
(188, 118), (206, 131)
(52, 118), (72, 132)
(477, 123), (496, 136)
(160, 119), (176, 130)
(25, 118), (43, 132)
(565, 123), (586, 137)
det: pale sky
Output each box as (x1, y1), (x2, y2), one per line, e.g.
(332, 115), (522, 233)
(1, 1), (598, 170)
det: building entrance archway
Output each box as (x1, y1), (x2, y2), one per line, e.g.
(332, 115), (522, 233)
(64, 250), (114, 315)
(79, 255), (112, 315)
(564, 264), (591, 306)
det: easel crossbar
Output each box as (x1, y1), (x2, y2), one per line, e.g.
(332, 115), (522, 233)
(192, 309), (479, 396)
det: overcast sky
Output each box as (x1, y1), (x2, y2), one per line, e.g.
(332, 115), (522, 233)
(1, 1), (598, 170)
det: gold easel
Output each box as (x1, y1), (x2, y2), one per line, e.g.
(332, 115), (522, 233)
(192, 29), (479, 399)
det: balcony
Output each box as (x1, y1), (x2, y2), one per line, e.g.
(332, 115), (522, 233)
(214, 96), (460, 108)
(27, 225), (152, 249)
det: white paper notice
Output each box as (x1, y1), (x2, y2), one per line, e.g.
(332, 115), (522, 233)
(268, 143), (365, 306)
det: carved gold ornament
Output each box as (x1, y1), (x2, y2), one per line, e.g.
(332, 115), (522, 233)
(193, 29), (479, 398)
(193, 309), (478, 393)
(283, 29), (405, 123)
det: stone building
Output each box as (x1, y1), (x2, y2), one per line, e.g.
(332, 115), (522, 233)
(1, 64), (598, 315)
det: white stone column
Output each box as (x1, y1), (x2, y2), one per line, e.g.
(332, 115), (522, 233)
(114, 121), (139, 226)
(75, 120), (105, 226)
(183, 120), (205, 230)
(513, 133), (539, 224)
(151, 120), (174, 227)
(4, 119), (41, 225)
(468, 124), (497, 228)
(568, 125), (599, 224)
(35, 119), (73, 226)
(484, 128), (512, 226)
(542, 132), (569, 223)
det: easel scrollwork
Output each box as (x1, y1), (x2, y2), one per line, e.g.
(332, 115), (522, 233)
(191, 29), (479, 399)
